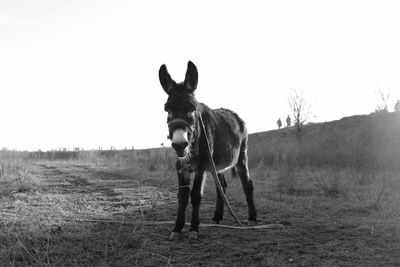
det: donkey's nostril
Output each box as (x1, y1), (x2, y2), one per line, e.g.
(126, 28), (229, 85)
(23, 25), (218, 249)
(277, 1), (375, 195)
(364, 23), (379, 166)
(182, 141), (188, 150)
(171, 143), (179, 151)
(172, 141), (188, 151)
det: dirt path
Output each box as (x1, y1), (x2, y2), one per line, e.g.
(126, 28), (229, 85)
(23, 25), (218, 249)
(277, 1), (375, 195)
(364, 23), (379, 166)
(33, 162), (176, 219)
(1, 161), (400, 266)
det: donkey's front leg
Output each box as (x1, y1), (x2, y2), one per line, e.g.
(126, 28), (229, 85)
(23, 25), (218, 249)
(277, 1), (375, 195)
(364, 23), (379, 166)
(169, 163), (191, 241)
(189, 168), (206, 239)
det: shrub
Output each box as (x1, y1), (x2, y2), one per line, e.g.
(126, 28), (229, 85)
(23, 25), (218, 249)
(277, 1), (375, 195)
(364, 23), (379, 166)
(276, 150), (298, 194)
(315, 168), (342, 197)
(0, 151), (35, 195)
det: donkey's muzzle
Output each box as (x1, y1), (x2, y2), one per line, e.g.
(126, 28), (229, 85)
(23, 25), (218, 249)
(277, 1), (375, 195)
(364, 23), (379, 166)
(172, 142), (189, 156)
(171, 129), (189, 157)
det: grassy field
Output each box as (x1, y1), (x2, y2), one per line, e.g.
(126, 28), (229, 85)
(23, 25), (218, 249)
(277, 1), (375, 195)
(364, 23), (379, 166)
(1, 112), (400, 266)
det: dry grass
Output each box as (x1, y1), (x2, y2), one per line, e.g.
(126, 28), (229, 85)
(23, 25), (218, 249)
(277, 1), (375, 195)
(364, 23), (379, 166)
(0, 156), (399, 266)
(0, 151), (36, 196)
(0, 157), (175, 266)
(275, 152), (298, 195)
(314, 168), (342, 197)
(29, 148), (176, 173)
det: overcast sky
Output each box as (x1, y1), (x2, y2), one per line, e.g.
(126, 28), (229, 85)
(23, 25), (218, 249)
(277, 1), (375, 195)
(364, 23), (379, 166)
(1, 0), (399, 151)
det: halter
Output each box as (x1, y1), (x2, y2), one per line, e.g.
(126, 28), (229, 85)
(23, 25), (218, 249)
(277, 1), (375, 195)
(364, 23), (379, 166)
(167, 118), (195, 134)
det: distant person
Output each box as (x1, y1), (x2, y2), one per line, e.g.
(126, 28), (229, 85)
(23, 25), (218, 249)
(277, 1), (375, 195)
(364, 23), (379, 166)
(277, 118), (282, 129)
(395, 100), (400, 112)
(286, 115), (291, 127)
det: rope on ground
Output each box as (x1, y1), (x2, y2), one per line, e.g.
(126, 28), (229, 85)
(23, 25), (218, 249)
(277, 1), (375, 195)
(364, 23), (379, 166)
(62, 217), (285, 230)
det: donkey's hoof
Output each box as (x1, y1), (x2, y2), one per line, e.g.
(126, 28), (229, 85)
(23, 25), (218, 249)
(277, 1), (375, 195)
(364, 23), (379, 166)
(168, 232), (181, 241)
(188, 231), (199, 240)
(248, 220), (257, 226)
(211, 219), (220, 225)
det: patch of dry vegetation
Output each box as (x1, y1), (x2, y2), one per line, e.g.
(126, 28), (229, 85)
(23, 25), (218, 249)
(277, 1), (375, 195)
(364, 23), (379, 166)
(0, 151), (36, 195)
(0, 160), (175, 266)
(29, 148), (176, 173)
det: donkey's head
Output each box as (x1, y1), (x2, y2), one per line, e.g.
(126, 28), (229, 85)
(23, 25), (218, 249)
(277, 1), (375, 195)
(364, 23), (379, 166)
(159, 61), (199, 158)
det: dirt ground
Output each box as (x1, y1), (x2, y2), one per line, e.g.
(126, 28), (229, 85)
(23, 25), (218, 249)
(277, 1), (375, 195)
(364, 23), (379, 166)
(1, 161), (399, 266)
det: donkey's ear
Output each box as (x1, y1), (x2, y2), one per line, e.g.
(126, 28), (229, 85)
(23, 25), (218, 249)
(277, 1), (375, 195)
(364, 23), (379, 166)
(159, 64), (176, 94)
(184, 61), (198, 93)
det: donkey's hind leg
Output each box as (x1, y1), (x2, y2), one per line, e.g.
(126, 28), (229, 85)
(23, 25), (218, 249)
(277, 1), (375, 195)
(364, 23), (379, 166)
(212, 172), (227, 224)
(235, 139), (257, 224)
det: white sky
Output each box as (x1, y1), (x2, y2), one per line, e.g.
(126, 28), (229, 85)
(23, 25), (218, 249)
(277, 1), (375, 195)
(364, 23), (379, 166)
(1, 0), (399, 151)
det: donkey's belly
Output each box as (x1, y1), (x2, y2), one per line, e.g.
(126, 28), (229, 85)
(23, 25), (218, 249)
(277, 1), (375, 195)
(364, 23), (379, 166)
(210, 145), (241, 172)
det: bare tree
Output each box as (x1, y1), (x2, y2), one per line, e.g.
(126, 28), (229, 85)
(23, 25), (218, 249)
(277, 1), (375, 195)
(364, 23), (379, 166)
(374, 88), (390, 113)
(276, 118), (282, 129)
(288, 88), (312, 138)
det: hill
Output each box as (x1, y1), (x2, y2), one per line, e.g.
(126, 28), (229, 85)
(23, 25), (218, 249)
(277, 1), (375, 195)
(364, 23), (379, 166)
(248, 112), (400, 172)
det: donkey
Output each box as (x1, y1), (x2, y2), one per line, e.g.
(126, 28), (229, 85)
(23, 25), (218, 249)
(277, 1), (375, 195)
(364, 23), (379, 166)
(159, 61), (257, 240)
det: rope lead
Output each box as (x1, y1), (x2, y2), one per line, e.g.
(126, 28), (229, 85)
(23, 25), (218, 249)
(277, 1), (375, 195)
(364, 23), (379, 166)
(197, 111), (246, 226)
